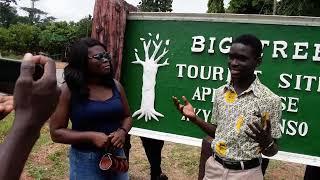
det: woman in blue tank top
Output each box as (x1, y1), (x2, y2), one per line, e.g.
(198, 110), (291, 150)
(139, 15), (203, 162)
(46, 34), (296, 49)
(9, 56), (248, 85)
(49, 38), (132, 180)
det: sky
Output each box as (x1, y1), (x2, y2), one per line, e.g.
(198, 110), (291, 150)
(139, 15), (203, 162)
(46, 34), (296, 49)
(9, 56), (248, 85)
(16, 0), (230, 22)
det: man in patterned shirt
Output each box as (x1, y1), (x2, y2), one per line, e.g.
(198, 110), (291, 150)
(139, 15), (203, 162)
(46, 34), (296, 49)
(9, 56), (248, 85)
(173, 34), (282, 180)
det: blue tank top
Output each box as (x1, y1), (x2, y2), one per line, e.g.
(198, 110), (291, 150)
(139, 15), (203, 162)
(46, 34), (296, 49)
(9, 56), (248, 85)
(70, 85), (124, 150)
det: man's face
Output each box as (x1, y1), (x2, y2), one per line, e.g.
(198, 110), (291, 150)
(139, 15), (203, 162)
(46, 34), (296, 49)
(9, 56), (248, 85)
(228, 43), (260, 81)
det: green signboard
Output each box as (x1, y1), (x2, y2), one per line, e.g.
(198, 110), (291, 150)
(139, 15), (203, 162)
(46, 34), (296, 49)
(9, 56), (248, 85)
(121, 13), (320, 166)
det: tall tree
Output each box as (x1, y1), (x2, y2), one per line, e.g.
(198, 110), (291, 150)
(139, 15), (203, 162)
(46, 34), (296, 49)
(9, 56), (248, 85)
(228, 0), (273, 14)
(75, 15), (92, 38)
(228, 0), (320, 16)
(20, 0), (52, 24)
(0, 0), (19, 27)
(207, 0), (225, 13)
(138, 0), (173, 12)
(278, 0), (320, 17)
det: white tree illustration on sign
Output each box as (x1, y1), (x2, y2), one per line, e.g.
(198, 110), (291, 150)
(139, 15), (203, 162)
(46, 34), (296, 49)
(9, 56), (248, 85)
(132, 33), (170, 122)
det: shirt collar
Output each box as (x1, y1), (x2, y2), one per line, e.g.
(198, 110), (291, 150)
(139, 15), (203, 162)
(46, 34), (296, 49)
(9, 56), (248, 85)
(223, 76), (263, 98)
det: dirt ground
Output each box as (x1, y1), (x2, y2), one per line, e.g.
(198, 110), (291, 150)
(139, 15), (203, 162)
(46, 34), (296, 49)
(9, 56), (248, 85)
(17, 133), (306, 180)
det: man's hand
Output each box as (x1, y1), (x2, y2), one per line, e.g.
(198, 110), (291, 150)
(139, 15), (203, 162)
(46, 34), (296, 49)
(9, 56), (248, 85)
(13, 53), (61, 129)
(172, 96), (196, 120)
(245, 118), (273, 150)
(0, 95), (13, 120)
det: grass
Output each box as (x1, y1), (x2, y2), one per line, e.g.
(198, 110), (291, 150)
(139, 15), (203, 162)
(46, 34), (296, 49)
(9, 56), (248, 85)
(0, 113), (306, 180)
(0, 52), (23, 60)
(0, 113), (14, 141)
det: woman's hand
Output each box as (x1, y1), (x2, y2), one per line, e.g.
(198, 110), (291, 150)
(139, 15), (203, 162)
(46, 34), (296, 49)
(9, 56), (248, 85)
(0, 95), (13, 120)
(110, 129), (126, 148)
(90, 132), (111, 148)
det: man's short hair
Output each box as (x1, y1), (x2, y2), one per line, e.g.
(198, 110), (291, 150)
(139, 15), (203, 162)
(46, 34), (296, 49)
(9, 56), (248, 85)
(232, 34), (262, 58)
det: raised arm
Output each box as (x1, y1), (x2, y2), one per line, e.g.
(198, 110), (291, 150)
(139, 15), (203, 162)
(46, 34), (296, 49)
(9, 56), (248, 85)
(172, 96), (216, 138)
(0, 53), (60, 180)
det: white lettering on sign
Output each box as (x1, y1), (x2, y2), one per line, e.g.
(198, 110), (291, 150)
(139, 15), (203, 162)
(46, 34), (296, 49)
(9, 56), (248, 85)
(181, 108), (212, 123)
(192, 87), (216, 102)
(293, 42), (309, 60)
(176, 64), (225, 81)
(272, 41), (288, 59)
(219, 37), (232, 54)
(176, 64), (187, 78)
(280, 119), (308, 137)
(191, 36), (205, 52)
(278, 73), (320, 92)
(313, 44), (320, 61)
(208, 37), (216, 54)
(280, 96), (299, 113)
(190, 36), (232, 54)
(190, 36), (320, 62)
(261, 40), (270, 57)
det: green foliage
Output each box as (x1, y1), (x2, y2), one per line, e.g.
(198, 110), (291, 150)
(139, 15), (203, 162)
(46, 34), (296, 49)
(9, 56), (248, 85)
(0, 2), (18, 27)
(138, 0), (173, 12)
(0, 15), (92, 60)
(74, 15), (92, 38)
(207, 0), (225, 13)
(0, 27), (9, 51)
(0, 0), (18, 4)
(278, 0), (320, 17)
(228, 0), (273, 14)
(38, 15), (92, 56)
(39, 21), (76, 55)
(0, 113), (14, 141)
(20, 6), (48, 24)
(6, 23), (40, 53)
(228, 0), (320, 16)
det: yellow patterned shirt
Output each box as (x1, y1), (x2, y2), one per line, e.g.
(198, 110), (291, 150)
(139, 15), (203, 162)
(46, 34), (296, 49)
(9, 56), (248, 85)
(211, 77), (282, 160)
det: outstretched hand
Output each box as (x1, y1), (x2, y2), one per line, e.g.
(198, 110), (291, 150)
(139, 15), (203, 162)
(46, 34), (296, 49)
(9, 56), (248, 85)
(245, 114), (273, 150)
(14, 53), (61, 129)
(172, 96), (196, 120)
(0, 95), (13, 120)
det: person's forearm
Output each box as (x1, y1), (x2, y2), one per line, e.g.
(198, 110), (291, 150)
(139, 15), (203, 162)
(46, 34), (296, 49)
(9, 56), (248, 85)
(190, 116), (216, 138)
(0, 122), (41, 180)
(262, 140), (278, 157)
(50, 129), (97, 145)
(120, 116), (132, 133)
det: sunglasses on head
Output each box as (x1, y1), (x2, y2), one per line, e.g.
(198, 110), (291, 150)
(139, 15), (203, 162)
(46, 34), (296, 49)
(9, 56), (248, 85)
(89, 52), (111, 61)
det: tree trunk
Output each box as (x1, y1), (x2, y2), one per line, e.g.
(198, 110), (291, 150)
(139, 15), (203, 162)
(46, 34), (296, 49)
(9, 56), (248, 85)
(141, 63), (157, 110)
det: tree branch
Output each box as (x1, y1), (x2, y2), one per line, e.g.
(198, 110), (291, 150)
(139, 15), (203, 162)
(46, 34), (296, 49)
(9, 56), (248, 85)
(150, 40), (162, 61)
(132, 52), (145, 65)
(155, 48), (169, 63)
(157, 58), (169, 67)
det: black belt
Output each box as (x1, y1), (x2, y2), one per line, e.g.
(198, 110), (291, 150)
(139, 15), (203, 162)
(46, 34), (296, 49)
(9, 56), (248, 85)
(214, 155), (261, 170)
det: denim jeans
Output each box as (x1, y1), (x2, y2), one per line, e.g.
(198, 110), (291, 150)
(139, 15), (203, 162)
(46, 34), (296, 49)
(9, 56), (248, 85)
(69, 147), (129, 180)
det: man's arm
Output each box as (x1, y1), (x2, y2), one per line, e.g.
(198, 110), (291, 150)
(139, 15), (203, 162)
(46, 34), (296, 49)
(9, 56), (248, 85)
(172, 96), (216, 138)
(189, 116), (216, 138)
(0, 121), (41, 180)
(0, 53), (60, 180)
